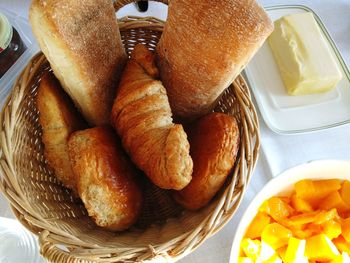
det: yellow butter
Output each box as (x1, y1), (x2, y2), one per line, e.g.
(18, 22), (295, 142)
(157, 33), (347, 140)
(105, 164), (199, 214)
(268, 13), (342, 96)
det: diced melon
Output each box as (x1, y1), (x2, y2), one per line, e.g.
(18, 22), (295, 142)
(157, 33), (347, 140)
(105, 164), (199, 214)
(342, 217), (350, 242)
(323, 220), (342, 240)
(261, 223), (292, 249)
(319, 191), (350, 212)
(333, 236), (350, 254)
(276, 246), (287, 261)
(291, 228), (314, 239)
(340, 181), (350, 206)
(284, 237), (307, 263)
(245, 212), (271, 239)
(305, 233), (340, 261)
(286, 208), (338, 226)
(291, 194), (313, 213)
(261, 197), (294, 221)
(295, 179), (341, 207)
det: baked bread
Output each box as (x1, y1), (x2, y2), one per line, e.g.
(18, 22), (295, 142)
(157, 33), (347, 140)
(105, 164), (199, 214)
(156, 0), (273, 121)
(173, 113), (240, 210)
(111, 44), (193, 190)
(29, 0), (127, 125)
(37, 71), (86, 192)
(68, 126), (143, 231)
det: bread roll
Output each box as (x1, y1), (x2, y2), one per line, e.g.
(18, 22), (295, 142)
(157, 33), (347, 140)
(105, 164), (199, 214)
(37, 71), (86, 192)
(68, 126), (143, 231)
(29, 0), (127, 125)
(156, 0), (273, 121)
(173, 113), (240, 210)
(111, 44), (193, 190)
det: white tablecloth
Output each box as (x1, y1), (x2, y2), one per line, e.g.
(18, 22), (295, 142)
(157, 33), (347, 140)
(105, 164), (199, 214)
(0, 1), (349, 262)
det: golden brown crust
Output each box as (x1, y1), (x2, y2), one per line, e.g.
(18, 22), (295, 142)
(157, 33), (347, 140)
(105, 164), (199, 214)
(173, 113), (240, 210)
(156, 0), (273, 121)
(111, 44), (193, 190)
(68, 126), (143, 231)
(29, 0), (127, 125)
(37, 71), (86, 192)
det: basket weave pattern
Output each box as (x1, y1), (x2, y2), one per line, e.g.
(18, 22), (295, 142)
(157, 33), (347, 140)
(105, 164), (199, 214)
(0, 2), (260, 262)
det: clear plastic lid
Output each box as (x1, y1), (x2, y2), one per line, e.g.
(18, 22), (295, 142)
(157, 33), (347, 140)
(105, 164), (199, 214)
(0, 217), (45, 263)
(0, 13), (13, 51)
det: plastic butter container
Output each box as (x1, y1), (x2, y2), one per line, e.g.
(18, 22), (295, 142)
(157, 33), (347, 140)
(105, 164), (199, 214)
(0, 8), (39, 108)
(243, 5), (350, 134)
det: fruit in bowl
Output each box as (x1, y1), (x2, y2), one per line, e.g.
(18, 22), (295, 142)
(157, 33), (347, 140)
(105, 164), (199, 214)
(230, 160), (350, 263)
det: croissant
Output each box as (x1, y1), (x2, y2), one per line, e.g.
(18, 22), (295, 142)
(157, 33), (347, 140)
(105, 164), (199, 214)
(111, 44), (193, 190)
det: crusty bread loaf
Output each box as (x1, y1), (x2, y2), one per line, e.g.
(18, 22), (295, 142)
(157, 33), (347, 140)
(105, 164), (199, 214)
(111, 44), (193, 190)
(37, 71), (86, 192)
(29, 0), (127, 125)
(68, 126), (143, 231)
(173, 113), (240, 210)
(156, 0), (273, 121)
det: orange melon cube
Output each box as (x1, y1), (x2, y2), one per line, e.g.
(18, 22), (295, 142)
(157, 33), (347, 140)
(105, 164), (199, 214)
(305, 233), (340, 261)
(340, 180), (350, 207)
(261, 197), (294, 221)
(292, 228), (314, 239)
(333, 236), (350, 254)
(323, 220), (342, 240)
(286, 209), (338, 226)
(261, 223), (292, 249)
(340, 210), (350, 219)
(295, 179), (341, 207)
(291, 194), (313, 213)
(285, 211), (318, 226)
(315, 208), (339, 224)
(319, 191), (350, 213)
(342, 217), (350, 242)
(303, 221), (341, 240)
(245, 212), (271, 239)
(279, 196), (292, 205)
(276, 246), (287, 261)
(307, 223), (323, 236)
(284, 237), (307, 263)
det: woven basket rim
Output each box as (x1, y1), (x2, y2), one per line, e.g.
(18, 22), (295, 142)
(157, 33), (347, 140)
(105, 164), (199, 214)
(0, 14), (260, 263)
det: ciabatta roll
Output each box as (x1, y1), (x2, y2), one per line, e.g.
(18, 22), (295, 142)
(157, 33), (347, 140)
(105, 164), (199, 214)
(30, 0), (127, 125)
(156, 0), (273, 121)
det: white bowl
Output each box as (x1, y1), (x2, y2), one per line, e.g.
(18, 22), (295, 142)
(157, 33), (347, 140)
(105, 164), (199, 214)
(229, 159), (350, 261)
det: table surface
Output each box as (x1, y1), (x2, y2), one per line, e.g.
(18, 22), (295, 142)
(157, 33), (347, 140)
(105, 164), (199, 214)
(0, 0), (350, 262)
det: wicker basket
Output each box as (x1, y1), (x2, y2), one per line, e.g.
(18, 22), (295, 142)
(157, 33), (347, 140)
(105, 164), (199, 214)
(0, 1), (260, 262)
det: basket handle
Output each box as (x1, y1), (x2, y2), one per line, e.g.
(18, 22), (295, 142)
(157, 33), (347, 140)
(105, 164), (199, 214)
(113, 0), (169, 12)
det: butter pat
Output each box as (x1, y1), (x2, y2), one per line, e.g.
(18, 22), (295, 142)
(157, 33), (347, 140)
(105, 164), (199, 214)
(268, 13), (342, 96)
